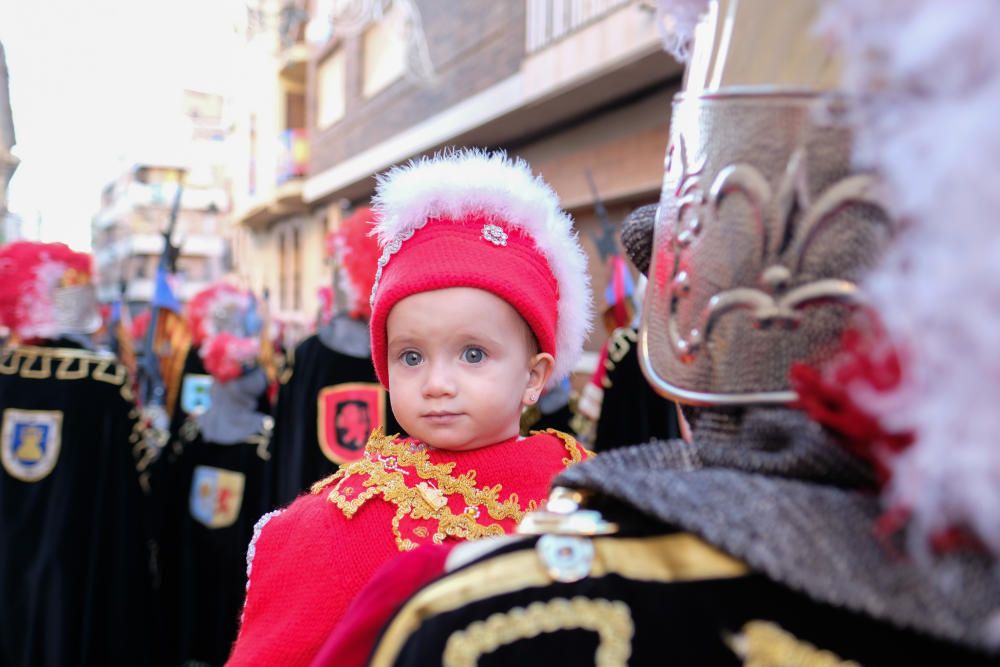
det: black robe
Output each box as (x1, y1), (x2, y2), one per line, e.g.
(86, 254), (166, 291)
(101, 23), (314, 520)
(370, 409), (999, 666)
(593, 327), (680, 452)
(268, 334), (401, 508)
(155, 368), (273, 666)
(0, 340), (153, 666)
(371, 508), (998, 667)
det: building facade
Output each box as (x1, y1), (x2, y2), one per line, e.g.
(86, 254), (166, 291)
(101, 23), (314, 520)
(233, 0), (681, 371)
(0, 40), (20, 242)
(92, 91), (231, 311)
(229, 0), (325, 341)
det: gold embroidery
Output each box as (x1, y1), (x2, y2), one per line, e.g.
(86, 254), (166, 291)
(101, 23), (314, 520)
(727, 621), (861, 667)
(20, 352), (51, 379)
(325, 428), (574, 551)
(370, 533), (749, 666)
(0, 346), (128, 386)
(442, 597), (633, 667)
(310, 470), (344, 494)
(92, 359), (127, 385)
(531, 428), (586, 467)
(607, 327), (637, 365)
(55, 356), (88, 380)
(0, 350), (19, 375)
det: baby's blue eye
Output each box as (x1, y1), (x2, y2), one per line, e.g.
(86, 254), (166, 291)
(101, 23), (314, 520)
(401, 351), (422, 366)
(462, 347), (486, 364)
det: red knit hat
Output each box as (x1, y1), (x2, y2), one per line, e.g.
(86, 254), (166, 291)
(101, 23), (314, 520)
(369, 150), (593, 389)
(0, 241), (100, 339)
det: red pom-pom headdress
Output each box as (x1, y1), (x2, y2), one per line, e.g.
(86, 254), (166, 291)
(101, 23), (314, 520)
(187, 283), (255, 347)
(187, 282), (260, 383)
(0, 241), (100, 339)
(327, 206), (380, 320)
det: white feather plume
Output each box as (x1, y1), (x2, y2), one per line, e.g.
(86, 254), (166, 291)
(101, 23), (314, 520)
(371, 149), (593, 386)
(821, 0), (1000, 555)
(655, 0), (710, 62)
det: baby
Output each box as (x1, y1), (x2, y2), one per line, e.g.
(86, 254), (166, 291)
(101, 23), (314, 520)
(226, 150), (593, 666)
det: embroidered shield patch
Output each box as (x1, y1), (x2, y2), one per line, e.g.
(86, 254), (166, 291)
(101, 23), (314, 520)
(190, 465), (245, 528)
(317, 382), (386, 464)
(1, 408), (63, 482)
(180, 373), (213, 415)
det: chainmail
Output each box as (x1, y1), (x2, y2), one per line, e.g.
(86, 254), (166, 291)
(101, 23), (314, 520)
(317, 313), (371, 359)
(556, 406), (1000, 652)
(196, 368), (269, 445)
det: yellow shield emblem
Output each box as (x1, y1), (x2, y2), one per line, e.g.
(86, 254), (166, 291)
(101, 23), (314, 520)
(190, 465), (245, 528)
(2, 408), (63, 483)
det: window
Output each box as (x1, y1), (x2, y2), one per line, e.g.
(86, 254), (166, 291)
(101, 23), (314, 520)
(362, 4), (406, 98)
(278, 232), (288, 310)
(316, 48), (346, 128)
(292, 227), (302, 311)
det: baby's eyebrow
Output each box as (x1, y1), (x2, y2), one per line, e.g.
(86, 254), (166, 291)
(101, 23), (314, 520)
(387, 336), (423, 349)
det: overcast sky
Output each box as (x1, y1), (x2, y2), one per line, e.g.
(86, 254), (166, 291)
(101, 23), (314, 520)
(0, 0), (240, 250)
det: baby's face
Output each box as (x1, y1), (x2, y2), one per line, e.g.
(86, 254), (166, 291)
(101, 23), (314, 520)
(386, 287), (542, 451)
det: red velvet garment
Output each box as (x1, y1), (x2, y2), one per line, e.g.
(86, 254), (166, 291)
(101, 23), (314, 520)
(226, 429), (587, 667)
(309, 543), (455, 667)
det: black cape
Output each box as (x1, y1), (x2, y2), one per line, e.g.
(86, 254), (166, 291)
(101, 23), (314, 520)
(593, 327), (680, 452)
(0, 341), (153, 667)
(156, 426), (271, 666)
(268, 334), (402, 507)
(372, 508), (997, 666)
(154, 360), (273, 666)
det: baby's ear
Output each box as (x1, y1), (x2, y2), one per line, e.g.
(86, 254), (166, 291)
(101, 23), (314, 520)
(523, 352), (555, 406)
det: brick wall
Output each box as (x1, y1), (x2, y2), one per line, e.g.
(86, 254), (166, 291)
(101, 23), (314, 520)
(309, 0), (526, 174)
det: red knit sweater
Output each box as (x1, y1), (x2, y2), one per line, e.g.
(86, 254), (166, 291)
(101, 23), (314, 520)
(226, 428), (588, 666)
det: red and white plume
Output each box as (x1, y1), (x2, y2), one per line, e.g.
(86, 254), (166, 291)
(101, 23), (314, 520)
(821, 0), (1000, 556)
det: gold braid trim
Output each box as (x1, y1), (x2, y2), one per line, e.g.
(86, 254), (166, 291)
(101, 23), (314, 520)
(442, 597), (633, 667)
(727, 621), (861, 667)
(531, 428), (589, 465)
(601, 327), (637, 389)
(0, 346), (127, 386)
(321, 428), (575, 551)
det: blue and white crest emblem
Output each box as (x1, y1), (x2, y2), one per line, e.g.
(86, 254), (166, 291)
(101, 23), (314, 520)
(190, 465), (245, 528)
(2, 408), (63, 482)
(181, 374), (214, 415)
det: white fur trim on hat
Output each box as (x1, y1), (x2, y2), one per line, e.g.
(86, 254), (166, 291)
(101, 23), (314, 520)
(371, 149), (594, 386)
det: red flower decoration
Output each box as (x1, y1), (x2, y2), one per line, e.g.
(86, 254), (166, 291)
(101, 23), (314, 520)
(201, 332), (259, 383)
(789, 321), (913, 487)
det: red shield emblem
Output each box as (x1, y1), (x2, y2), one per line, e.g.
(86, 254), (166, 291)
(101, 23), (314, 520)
(317, 383), (386, 464)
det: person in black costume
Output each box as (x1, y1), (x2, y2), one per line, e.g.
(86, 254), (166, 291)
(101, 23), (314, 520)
(269, 206), (401, 507)
(155, 283), (272, 667)
(0, 241), (154, 667)
(357, 2), (1000, 665)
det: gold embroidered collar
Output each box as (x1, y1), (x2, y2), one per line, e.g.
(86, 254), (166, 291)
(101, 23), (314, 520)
(311, 428), (582, 551)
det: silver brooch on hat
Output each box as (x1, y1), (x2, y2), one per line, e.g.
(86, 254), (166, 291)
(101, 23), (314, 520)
(482, 224), (508, 247)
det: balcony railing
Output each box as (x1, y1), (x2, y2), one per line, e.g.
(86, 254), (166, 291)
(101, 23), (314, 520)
(525, 0), (633, 53)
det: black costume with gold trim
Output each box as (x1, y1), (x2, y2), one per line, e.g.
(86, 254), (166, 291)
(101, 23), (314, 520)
(269, 332), (401, 507)
(156, 367), (273, 667)
(591, 327), (680, 452)
(0, 341), (153, 667)
(370, 409), (999, 666)
(372, 525), (995, 666)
